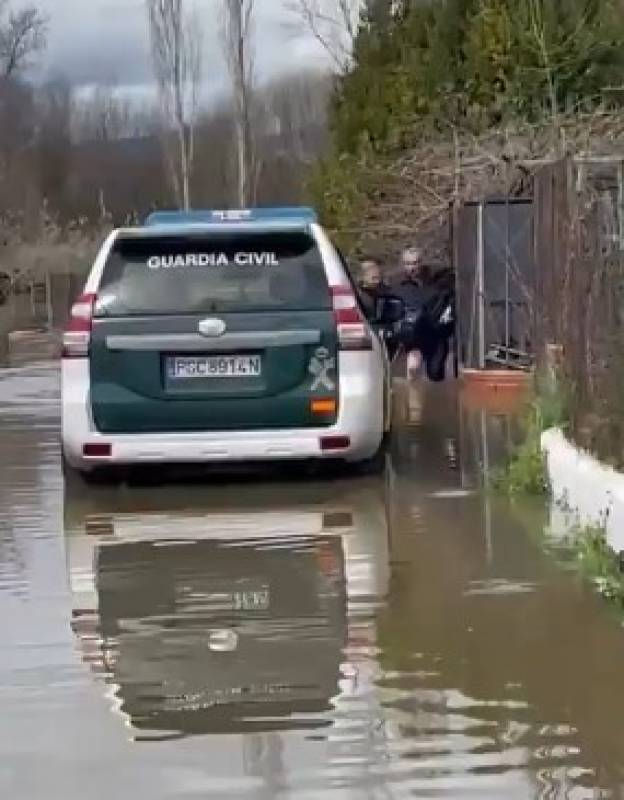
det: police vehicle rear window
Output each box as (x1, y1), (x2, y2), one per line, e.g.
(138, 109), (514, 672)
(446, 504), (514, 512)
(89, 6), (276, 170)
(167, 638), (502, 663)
(94, 231), (331, 316)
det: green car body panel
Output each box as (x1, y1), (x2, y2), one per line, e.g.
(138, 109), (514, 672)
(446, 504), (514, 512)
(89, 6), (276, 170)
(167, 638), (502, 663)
(88, 228), (340, 434)
(89, 311), (339, 433)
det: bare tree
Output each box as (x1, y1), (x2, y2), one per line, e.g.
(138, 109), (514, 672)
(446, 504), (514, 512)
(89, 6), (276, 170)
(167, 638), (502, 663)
(286, 0), (362, 73)
(73, 86), (159, 143)
(0, 1), (47, 77)
(263, 70), (331, 160)
(36, 78), (72, 215)
(221, 0), (256, 207)
(0, 75), (36, 212)
(146, 0), (202, 210)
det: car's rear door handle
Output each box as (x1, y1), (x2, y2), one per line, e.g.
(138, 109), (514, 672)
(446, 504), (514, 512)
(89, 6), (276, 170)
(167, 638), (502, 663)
(105, 330), (322, 352)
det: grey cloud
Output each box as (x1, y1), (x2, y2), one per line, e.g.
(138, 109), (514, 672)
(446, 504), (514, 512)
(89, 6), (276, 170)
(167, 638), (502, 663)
(36, 0), (330, 90)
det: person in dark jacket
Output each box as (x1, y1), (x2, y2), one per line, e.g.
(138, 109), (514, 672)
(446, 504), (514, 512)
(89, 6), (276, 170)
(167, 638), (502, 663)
(393, 248), (454, 381)
(358, 259), (390, 310)
(357, 258), (398, 358)
(395, 248), (435, 308)
(392, 248), (433, 378)
(422, 267), (455, 381)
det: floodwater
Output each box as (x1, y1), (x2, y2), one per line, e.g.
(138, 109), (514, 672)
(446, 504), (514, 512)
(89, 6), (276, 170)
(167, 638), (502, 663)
(3, 335), (624, 799)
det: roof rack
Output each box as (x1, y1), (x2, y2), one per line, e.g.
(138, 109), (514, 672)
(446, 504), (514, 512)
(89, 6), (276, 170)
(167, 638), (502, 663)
(144, 207), (318, 227)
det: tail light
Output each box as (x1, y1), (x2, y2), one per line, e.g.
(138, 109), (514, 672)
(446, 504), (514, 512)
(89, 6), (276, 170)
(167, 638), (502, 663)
(82, 443), (112, 458)
(320, 435), (351, 451)
(62, 293), (96, 358)
(330, 285), (372, 351)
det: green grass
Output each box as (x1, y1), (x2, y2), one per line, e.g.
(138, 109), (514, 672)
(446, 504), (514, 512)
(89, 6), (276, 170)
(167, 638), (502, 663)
(572, 524), (624, 607)
(495, 403), (549, 495)
(495, 371), (570, 496)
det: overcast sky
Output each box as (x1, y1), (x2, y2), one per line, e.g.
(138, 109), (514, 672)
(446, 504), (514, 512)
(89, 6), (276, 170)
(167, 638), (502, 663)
(36, 0), (330, 97)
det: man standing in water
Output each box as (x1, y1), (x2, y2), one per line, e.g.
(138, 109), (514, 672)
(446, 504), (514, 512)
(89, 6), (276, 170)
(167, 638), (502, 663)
(393, 247), (435, 378)
(392, 246), (455, 381)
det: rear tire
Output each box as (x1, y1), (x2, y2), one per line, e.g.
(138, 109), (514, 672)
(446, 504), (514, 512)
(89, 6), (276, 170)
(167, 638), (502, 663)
(62, 455), (121, 486)
(79, 468), (120, 486)
(355, 437), (388, 476)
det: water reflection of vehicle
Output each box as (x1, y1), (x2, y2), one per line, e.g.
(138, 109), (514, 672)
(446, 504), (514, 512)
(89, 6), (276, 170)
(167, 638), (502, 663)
(64, 478), (390, 739)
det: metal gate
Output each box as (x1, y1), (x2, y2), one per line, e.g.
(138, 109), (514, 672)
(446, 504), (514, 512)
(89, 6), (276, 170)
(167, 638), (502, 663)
(453, 199), (535, 371)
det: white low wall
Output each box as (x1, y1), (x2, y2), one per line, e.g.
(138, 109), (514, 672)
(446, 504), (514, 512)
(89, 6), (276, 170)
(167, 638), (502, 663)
(542, 428), (624, 554)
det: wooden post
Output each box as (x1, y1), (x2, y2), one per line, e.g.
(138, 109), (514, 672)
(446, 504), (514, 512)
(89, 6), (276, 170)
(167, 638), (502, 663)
(545, 342), (564, 392)
(45, 271), (53, 330)
(0, 295), (9, 363)
(618, 159), (624, 251)
(0, 329), (8, 363)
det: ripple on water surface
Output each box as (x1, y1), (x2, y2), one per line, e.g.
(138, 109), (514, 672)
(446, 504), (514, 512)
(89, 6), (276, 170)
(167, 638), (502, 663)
(1, 364), (624, 798)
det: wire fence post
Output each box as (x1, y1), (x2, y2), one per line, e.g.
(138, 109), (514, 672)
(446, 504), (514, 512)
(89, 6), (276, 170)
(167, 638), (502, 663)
(504, 198), (510, 365)
(477, 201), (486, 369)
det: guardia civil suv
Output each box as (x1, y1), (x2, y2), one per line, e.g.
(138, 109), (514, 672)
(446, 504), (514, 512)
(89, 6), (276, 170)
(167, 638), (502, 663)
(61, 208), (401, 480)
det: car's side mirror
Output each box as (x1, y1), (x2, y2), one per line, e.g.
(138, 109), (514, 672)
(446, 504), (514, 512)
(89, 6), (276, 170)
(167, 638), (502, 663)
(375, 295), (405, 324)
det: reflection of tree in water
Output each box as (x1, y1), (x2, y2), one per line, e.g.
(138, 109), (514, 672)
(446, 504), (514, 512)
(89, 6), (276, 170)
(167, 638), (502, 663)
(0, 416), (61, 598)
(0, 525), (28, 597)
(0, 455), (29, 598)
(242, 733), (286, 798)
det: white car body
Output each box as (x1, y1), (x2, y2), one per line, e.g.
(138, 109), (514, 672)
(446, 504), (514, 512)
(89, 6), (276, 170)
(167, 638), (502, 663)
(61, 215), (392, 474)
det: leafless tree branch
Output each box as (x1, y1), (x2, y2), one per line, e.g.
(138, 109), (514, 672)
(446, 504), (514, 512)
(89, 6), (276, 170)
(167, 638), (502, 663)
(0, 2), (48, 77)
(146, 0), (202, 210)
(285, 0), (362, 73)
(221, 0), (256, 207)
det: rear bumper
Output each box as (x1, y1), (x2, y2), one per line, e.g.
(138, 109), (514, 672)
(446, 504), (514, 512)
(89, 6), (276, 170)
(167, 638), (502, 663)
(61, 353), (385, 471)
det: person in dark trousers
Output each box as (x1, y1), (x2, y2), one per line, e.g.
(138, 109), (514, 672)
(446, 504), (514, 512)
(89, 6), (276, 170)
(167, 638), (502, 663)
(422, 267), (455, 381)
(393, 247), (455, 381)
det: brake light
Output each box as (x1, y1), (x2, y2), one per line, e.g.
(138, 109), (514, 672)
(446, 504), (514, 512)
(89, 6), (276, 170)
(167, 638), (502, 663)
(320, 435), (351, 451)
(62, 293), (96, 358)
(83, 443), (112, 458)
(330, 286), (372, 350)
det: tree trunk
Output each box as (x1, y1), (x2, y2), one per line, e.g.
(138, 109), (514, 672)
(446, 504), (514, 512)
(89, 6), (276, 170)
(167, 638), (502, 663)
(235, 27), (248, 207)
(179, 124), (190, 211)
(236, 118), (246, 207)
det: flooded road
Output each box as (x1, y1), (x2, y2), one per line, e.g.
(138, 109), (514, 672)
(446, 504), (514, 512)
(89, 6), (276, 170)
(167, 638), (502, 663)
(3, 343), (624, 798)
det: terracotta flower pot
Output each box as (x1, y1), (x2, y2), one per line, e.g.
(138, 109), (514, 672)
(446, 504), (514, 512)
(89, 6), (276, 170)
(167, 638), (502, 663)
(460, 369), (531, 413)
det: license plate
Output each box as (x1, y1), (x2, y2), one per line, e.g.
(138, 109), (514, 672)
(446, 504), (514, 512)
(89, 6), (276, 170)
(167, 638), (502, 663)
(167, 355), (262, 379)
(233, 589), (270, 611)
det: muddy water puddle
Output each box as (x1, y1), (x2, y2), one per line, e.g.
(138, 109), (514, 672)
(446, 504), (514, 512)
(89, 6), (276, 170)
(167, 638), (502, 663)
(1, 357), (624, 798)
